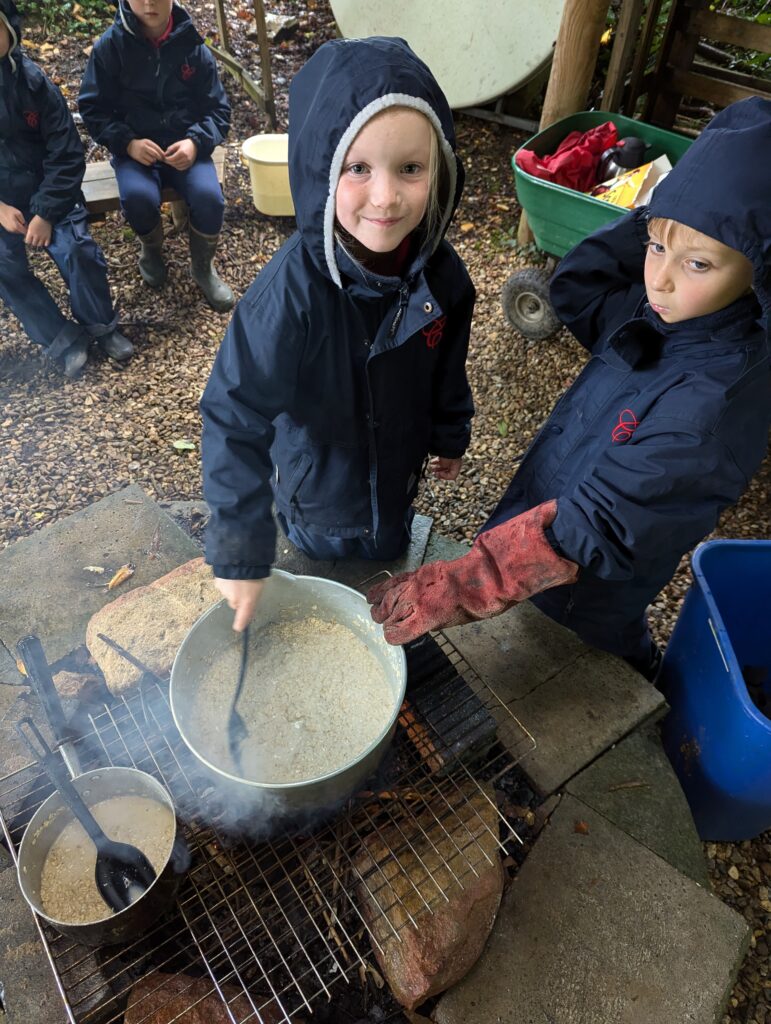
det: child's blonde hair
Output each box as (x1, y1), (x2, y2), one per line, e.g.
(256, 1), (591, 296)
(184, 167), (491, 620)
(647, 217), (704, 249)
(422, 120), (444, 248)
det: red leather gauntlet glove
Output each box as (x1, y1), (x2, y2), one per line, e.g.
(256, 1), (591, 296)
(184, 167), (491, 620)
(367, 500), (579, 645)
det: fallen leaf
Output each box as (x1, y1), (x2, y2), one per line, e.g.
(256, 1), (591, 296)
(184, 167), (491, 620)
(172, 439), (196, 451)
(460, 221), (475, 232)
(497, 419), (509, 437)
(574, 820), (590, 835)
(106, 563), (135, 591)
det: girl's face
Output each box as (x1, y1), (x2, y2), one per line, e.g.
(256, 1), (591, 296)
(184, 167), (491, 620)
(336, 107), (432, 255)
(0, 19), (11, 59)
(127, 0), (174, 38)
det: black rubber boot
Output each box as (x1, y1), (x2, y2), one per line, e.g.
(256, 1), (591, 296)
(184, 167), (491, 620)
(137, 220), (167, 288)
(189, 225), (235, 312)
(62, 335), (90, 378)
(98, 329), (134, 362)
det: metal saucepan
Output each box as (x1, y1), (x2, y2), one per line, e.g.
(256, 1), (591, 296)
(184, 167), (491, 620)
(169, 569), (407, 826)
(14, 636), (188, 947)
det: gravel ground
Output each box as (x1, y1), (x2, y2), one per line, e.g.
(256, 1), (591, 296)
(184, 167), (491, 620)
(0, 2), (769, 1019)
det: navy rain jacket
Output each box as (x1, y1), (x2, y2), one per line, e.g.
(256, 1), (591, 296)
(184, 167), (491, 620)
(201, 37), (475, 579)
(78, 1), (230, 158)
(0, 0), (85, 223)
(485, 97), (771, 660)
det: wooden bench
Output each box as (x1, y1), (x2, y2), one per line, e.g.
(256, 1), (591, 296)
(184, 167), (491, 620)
(82, 145), (226, 219)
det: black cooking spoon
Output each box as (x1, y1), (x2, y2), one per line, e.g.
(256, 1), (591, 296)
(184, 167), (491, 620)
(228, 624), (250, 771)
(16, 717), (157, 914)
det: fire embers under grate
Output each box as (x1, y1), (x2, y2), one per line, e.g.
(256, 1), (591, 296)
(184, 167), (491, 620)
(0, 632), (534, 1024)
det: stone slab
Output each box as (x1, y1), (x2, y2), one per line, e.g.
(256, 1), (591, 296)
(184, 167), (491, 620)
(0, 485), (201, 681)
(444, 601), (586, 701)
(433, 795), (749, 1024)
(0, 864), (68, 1024)
(513, 648), (666, 796)
(567, 723), (709, 886)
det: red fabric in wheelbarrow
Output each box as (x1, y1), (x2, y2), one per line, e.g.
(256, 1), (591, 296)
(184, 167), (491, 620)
(516, 121), (618, 192)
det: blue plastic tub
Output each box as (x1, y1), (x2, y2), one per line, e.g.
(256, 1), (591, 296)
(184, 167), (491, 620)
(660, 540), (771, 841)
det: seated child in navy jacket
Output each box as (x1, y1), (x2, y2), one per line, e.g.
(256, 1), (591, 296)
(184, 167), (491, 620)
(79, 0), (234, 312)
(201, 37), (475, 631)
(0, 0), (132, 377)
(369, 97), (770, 680)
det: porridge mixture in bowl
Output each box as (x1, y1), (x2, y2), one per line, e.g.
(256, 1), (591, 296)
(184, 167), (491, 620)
(187, 615), (397, 783)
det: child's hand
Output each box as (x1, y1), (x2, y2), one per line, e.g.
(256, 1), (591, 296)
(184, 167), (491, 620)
(127, 138), (165, 166)
(214, 577), (266, 632)
(25, 215), (52, 247)
(0, 202), (27, 235)
(164, 139), (197, 170)
(430, 456), (462, 481)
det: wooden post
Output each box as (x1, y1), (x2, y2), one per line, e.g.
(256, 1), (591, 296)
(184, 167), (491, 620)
(214, 0), (230, 54)
(518, 0), (610, 245)
(601, 0), (647, 112)
(252, 0), (276, 130)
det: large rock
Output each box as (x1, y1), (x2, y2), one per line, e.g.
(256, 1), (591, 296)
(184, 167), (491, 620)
(86, 558), (220, 693)
(353, 783), (504, 1010)
(124, 971), (294, 1024)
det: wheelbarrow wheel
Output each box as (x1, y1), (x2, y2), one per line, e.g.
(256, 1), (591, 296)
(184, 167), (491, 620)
(501, 268), (562, 341)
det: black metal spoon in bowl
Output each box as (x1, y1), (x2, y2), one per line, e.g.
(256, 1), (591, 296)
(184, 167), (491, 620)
(227, 625), (250, 771)
(16, 717), (156, 914)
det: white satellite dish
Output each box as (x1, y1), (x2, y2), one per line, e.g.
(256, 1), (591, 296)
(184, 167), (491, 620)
(330, 0), (565, 109)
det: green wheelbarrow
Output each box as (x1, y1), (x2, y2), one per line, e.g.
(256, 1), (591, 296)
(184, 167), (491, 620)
(504, 110), (692, 341)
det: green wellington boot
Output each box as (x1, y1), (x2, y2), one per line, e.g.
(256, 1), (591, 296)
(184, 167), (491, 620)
(137, 220), (167, 288)
(189, 225), (235, 312)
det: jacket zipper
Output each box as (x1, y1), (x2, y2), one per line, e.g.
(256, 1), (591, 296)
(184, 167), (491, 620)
(388, 283), (410, 338)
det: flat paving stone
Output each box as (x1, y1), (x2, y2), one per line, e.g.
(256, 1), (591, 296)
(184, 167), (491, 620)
(567, 723), (709, 886)
(0, 484), (201, 683)
(443, 606), (665, 796)
(433, 794), (749, 1024)
(445, 602), (586, 701)
(0, 865), (68, 1024)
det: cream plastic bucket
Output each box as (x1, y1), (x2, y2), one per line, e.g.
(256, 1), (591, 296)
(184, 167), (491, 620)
(241, 134), (295, 216)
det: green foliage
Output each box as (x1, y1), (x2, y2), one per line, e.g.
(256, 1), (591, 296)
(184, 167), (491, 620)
(17, 0), (114, 36)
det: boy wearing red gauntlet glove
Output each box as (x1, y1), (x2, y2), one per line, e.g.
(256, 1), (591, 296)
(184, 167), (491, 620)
(369, 98), (771, 681)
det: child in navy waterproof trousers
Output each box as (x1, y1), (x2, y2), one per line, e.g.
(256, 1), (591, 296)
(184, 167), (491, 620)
(79, 0), (234, 312)
(201, 37), (475, 631)
(0, 0), (132, 377)
(369, 98), (771, 680)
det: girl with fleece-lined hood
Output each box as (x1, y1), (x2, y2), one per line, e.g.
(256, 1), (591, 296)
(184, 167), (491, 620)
(0, 0), (132, 375)
(201, 37), (475, 630)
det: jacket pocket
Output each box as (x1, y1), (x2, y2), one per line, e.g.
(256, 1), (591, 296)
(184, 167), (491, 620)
(277, 452), (312, 507)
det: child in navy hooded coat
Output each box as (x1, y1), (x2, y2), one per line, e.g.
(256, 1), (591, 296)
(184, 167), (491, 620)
(369, 98), (770, 679)
(0, 0), (132, 376)
(201, 37), (475, 631)
(79, 0), (234, 311)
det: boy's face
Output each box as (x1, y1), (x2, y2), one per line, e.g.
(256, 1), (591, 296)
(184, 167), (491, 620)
(127, 0), (173, 38)
(644, 222), (753, 323)
(0, 19), (11, 58)
(335, 107), (432, 255)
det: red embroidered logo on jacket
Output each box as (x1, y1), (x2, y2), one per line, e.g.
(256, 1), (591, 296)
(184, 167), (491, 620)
(23, 110), (39, 128)
(423, 315), (447, 349)
(611, 408), (639, 443)
(180, 63), (196, 81)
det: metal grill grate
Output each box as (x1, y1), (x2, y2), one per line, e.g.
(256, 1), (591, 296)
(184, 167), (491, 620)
(0, 632), (534, 1024)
